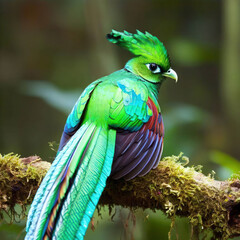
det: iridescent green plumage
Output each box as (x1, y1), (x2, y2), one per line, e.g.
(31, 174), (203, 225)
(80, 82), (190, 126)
(25, 30), (177, 240)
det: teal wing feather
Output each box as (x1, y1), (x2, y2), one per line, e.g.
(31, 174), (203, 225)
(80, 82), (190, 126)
(58, 79), (102, 151)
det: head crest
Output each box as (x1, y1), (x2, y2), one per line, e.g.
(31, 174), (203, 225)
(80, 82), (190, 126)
(106, 30), (170, 69)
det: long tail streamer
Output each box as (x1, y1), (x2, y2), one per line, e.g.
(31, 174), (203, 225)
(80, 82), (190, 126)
(25, 122), (116, 240)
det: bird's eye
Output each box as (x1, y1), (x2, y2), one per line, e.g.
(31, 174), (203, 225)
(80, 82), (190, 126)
(146, 63), (161, 74)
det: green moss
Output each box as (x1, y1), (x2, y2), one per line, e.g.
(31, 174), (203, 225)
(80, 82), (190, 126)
(0, 153), (49, 221)
(231, 172), (240, 180)
(100, 153), (240, 239)
(145, 154), (238, 239)
(1, 152), (239, 239)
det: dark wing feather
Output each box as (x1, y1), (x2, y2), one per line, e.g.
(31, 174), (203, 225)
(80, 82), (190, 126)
(123, 133), (159, 180)
(138, 135), (163, 176)
(111, 97), (164, 180)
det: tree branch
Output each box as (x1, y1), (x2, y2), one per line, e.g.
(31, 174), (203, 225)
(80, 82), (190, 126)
(0, 153), (239, 239)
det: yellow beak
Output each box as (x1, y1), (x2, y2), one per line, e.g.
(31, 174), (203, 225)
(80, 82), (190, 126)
(162, 68), (178, 82)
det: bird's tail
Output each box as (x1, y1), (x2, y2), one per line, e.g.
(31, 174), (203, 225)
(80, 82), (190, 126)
(25, 122), (116, 240)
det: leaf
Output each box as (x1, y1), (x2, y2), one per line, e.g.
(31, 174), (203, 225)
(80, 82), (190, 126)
(210, 150), (240, 173)
(20, 81), (82, 114)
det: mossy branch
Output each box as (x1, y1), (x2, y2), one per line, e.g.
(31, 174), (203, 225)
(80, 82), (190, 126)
(0, 153), (240, 239)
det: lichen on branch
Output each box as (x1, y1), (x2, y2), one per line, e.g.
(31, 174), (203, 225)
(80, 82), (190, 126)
(0, 153), (239, 239)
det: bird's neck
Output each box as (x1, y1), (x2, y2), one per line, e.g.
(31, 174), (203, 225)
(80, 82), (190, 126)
(143, 80), (161, 104)
(123, 67), (161, 108)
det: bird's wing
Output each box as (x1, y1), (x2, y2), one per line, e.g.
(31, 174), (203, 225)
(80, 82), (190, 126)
(109, 78), (153, 130)
(109, 78), (164, 180)
(58, 79), (102, 152)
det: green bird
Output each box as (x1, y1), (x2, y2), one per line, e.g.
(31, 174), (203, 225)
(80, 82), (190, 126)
(25, 30), (178, 240)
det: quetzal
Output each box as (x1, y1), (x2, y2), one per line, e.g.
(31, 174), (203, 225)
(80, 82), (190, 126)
(25, 30), (178, 240)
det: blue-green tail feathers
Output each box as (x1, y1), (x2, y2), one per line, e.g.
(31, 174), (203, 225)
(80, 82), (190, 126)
(25, 123), (116, 240)
(26, 124), (89, 238)
(52, 127), (116, 239)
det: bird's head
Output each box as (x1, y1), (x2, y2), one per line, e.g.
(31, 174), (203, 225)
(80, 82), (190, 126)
(107, 30), (178, 84)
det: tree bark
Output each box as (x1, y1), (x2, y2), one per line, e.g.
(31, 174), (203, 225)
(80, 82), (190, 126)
(0, 153), (239, 239)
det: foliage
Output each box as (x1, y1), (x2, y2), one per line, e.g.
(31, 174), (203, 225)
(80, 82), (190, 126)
(210, 150), (240, 174)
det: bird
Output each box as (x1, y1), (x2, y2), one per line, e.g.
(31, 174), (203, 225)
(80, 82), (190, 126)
(25, 30), (178, 240)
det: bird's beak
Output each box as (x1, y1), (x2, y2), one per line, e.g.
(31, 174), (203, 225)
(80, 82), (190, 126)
(162, 68), (178, 82)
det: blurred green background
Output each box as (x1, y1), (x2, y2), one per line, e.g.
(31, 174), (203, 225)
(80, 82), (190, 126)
(0, 0), (240, 239)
